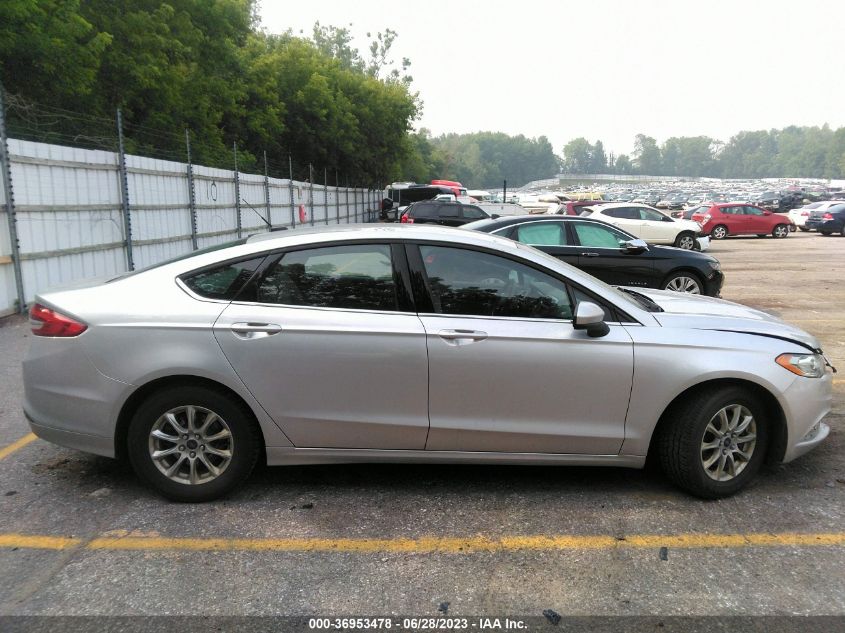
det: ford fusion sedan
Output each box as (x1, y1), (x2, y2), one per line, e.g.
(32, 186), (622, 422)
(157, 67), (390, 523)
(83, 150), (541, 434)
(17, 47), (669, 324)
(464, 215), (723, 296)
(23, 225), (832, 502)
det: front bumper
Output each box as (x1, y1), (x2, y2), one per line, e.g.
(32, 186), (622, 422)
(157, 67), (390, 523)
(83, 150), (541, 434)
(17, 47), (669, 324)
(779, 371), (833, 463)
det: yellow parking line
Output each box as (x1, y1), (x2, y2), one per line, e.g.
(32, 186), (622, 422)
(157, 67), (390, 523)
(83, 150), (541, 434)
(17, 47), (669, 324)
(1, 532), (844, 554)
(0, 534), (81, 550)
(0, 433), (37, 461)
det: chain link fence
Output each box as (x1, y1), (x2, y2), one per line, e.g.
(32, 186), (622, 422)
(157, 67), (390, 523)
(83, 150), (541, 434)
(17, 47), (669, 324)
(0, 88), (384, 316)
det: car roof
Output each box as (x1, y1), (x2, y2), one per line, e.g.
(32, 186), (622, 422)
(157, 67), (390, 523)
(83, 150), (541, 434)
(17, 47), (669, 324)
(590, 202), (656, 210)
(464, 215), (625, 230)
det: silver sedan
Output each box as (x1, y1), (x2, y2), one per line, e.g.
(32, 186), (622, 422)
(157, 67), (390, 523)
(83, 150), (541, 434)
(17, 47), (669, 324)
(23, 225), (833, 501)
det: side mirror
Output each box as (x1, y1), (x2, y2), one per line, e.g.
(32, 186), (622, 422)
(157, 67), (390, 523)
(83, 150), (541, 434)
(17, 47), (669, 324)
(622, 238), (648, 253)
(491, 214), (500, 219)
(573, 301), (610, 338)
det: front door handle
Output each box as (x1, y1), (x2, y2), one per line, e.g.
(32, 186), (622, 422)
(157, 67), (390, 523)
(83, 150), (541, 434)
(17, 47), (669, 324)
(230, 322), (282, 340)
(438, 329), (488, 346)
(581, 252), (600, 257)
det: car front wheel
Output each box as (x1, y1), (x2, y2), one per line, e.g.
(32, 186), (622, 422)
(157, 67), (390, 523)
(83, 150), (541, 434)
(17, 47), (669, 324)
(127, 385), (261, 502)
(661, 271), (702, 294)
(657, 386), (768, 498)
(674, 232), (696, 250)
(772, 224), (790, 238)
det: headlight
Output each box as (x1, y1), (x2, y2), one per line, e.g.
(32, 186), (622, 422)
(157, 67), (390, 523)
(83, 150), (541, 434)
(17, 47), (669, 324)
(707, 260), (720, 270)
(776, 353), (825, 378)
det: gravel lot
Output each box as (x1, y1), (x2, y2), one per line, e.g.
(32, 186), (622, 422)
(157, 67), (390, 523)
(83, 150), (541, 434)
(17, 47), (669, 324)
(0, 230), (843, 625)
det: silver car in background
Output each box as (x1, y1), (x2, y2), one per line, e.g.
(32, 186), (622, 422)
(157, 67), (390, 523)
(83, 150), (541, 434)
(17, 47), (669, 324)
(23, 225), (833, 502)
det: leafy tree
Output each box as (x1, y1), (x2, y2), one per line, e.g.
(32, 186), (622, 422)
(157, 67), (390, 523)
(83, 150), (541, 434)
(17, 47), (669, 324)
(633, 134), (661, 175)
(589, 140), (608, 173)
(562, 137), (592, 173)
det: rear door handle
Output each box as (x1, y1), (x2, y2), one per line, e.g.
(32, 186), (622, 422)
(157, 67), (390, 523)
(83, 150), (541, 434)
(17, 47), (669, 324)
(581, 252), (600, 257)
(230, 322), (282, 339)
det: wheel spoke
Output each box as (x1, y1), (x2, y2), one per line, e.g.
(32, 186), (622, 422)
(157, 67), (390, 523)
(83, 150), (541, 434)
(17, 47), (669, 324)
(735, 415), (754, 435)
(197, 412), (219, 437)
(165, 453), (187, 477)
(198, 452), (220, 477)
(186, 406), (197, 432)
(717, 409), (730, 432)
(736, 432), (756, 444)
(205, 445), (232, 459)
(703, 451), (721, 469)
(189, 458), (198, 485)
(165, 412), (188, 435)
(152, 446), (180, 460)
(715, 453), (727, 479)
(725, 453), (736, 477)
(151, 429), (179, 444)
(701, 439), (721, 451)
(204, 429), (231, 443)
(704, 421), (720, 438)
(728, 406), (742, 431)
(734, 448), (752, 461)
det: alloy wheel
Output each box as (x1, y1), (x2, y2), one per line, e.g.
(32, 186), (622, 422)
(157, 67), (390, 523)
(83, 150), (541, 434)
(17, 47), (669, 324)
(665, 276), (701, 294)
(677, 235), (695, 250)
(700, 404), (757, 482)
(148, 405), (234, 485)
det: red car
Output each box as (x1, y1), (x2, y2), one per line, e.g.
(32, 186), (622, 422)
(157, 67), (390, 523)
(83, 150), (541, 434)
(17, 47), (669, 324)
(691, 203), (793, 240)
(553, 200), (613, 215)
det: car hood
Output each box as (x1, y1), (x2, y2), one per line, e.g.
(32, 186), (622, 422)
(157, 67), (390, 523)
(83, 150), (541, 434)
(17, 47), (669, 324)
(631, 288), (821, 351)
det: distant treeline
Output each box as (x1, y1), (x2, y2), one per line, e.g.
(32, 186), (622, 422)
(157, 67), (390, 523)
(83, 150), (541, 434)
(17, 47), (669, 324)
(563, 129), (845, 179)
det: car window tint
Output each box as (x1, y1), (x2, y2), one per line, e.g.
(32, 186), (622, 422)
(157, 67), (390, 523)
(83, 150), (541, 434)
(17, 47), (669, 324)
(744, 206), (764, 216)
(439, 204), (461, 218)
(411, 203), (437, 219)
(462, 205), (487, 220)
(640, 208), (665, 221)
(419, 245), (573, 320)
(182, 256), (266, 300)
(255, 244), (397, 311)
(516, 223), (568, 246)
(573, 223), (628, 248)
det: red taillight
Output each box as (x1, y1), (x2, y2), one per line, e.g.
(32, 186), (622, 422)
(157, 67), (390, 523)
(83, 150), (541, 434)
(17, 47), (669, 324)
(29, 303), (87, 337)
(823, 213), (833, 220)
(400, 213), (413, 224)
(801, 211), (809, 216)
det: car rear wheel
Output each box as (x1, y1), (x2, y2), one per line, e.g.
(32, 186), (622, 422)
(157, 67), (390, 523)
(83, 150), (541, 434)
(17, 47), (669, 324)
(127, 385), (261, 502)
(661, 272), (703, 294)
(657, 386), (768, 498)
(772, 224), (789, 238)
(674, 232), (696, 250)
(710, 225), (728, 240)
(820, 231), (832, 236)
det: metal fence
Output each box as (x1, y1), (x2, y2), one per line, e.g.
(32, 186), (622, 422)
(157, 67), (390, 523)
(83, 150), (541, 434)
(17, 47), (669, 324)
(0, 103), (382, 316)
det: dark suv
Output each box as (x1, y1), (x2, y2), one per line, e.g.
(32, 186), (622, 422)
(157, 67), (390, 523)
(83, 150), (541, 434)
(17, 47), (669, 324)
(400, 201), (493, 226)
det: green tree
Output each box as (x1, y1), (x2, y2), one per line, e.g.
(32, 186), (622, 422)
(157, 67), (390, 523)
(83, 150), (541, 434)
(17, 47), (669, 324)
(633, 134), (662, 175)
(563, 137), (592, 173)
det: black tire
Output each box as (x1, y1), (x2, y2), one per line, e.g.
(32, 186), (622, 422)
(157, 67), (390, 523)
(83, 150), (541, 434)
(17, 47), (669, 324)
(661, 271), (704, 294)
(798, 226), (809, 232)
(710, 224), (728, 240)
(820, 231), (832, 236)
(127, 385), (261, 502)
(674, 231), (696, 250)
(772, 224), (789, 239)
(656, 385), (769, 499)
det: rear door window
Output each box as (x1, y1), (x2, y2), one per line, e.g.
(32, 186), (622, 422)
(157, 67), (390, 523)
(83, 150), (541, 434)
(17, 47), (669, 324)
(254, 244), (398, 311)
(181, 256), (266, 300)
(573, 223), (629, 248)
(515, 222), (568, 246)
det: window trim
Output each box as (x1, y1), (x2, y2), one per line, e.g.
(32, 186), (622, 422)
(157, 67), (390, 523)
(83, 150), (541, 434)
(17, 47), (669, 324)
(176, 253), (272, 304)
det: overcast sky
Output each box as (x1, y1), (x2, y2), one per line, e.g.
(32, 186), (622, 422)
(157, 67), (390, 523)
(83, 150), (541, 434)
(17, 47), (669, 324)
(260, 0), (844, 157)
